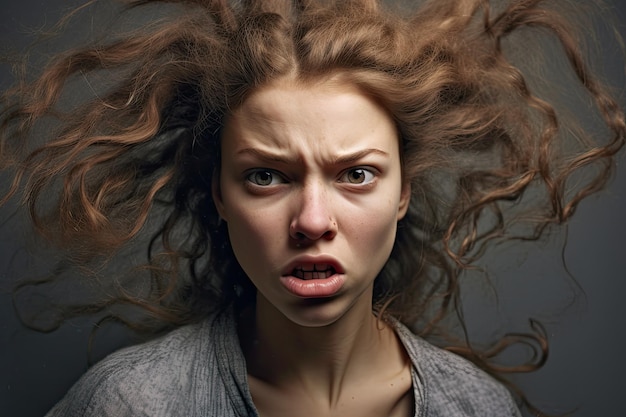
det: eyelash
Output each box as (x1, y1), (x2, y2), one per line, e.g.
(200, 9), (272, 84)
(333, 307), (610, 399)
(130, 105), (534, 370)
(338, 167), (376, 185)
(245, 169), (286, 187)
(244, 167), (378, 187)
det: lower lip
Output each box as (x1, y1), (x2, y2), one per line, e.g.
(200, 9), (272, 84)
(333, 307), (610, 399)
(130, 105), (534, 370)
(280, 275), (345, 298)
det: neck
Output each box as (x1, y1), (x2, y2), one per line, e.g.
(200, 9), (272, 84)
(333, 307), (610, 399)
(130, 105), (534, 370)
(240, 291), (400, 405)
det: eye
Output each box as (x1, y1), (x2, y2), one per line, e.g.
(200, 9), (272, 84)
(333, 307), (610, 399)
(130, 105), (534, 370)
(340, 168), (376, 185)
(246, 169), (285, 186)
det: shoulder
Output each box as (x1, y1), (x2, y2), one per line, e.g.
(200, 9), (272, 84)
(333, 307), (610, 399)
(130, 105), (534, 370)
(393, 321), (521, 416)
(45, 309), (237, 417)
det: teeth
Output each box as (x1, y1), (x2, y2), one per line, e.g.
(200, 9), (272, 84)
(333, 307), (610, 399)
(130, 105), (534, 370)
(292, 264), (336, 280)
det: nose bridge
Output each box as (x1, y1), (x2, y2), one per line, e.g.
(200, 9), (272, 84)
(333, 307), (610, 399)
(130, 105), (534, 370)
(291, 176), (336, 241)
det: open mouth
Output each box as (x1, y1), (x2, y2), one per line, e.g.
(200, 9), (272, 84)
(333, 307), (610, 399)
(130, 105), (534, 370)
(292, 264), (337, 280)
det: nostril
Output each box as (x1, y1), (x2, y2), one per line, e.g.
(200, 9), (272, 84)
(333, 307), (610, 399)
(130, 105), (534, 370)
(289, 216), (337, 242)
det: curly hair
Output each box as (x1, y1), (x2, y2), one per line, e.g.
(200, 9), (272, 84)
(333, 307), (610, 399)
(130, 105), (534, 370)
(2, 0), (624, 413)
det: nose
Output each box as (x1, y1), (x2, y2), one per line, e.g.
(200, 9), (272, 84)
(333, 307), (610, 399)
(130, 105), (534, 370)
(289, 180), (338, 245)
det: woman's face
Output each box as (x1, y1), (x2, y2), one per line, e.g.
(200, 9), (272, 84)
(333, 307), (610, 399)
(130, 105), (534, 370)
(214, 78), (410, 327)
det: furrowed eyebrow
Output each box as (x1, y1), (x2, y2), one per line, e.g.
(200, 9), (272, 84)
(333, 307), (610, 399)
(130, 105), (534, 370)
(330, 149), (390, 165)
(236, 148), (389, 165)
(236, 148), (301, 165)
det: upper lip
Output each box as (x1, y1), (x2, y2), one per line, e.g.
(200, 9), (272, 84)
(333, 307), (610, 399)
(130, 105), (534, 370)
(281, 255), (345, 277)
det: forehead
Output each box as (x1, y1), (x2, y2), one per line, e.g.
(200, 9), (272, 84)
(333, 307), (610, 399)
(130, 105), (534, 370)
(221, 77), (399, 155)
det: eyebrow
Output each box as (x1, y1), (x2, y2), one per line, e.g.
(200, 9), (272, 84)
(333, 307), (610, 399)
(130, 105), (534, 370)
(235, 148), (390, 165)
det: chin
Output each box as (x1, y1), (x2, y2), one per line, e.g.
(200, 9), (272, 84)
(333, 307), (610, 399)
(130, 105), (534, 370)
(278, 296), (370, 328)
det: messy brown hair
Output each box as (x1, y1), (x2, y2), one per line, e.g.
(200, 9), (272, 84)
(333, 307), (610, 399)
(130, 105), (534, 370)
(1, 0), (624, 413)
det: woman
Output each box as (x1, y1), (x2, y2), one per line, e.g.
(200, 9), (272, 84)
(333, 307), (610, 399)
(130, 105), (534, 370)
(1, 0), (624, 415)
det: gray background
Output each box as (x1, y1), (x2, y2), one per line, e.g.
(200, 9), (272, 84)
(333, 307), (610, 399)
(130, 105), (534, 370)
(1, 1), (625, 416)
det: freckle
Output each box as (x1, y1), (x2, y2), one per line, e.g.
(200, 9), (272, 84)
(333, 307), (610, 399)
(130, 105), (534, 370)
(351, 396), (355, 400)
(390, 383), (394, 387)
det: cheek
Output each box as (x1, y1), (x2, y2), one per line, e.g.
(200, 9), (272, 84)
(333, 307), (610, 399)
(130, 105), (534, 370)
(363, 213), (398, 249)
(224, 203), (282, 273)
(343, 198), (401, 258)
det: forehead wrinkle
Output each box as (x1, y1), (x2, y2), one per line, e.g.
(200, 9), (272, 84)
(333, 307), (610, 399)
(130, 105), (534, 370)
(229, 113), (394, 170)
(230, 104), (323, 166)
(226, 80), (399, 170)
(235, 146), (390, 172)
(235, 147), (303, 166)
(228, 106), (302, 153)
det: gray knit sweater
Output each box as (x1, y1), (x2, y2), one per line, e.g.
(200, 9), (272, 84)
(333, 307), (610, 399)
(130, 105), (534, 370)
(45, 308), (521, 416)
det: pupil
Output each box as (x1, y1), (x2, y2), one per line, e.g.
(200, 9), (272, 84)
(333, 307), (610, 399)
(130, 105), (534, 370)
(256, 171), (272, 185)
(350, 169), (364, 183)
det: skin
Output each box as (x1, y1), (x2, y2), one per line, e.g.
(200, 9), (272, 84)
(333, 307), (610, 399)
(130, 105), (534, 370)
(214, 76), (413, 416)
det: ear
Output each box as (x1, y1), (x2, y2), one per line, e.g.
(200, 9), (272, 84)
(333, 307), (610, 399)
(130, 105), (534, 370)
(212, 171), (228, 222)
(397, 181), (411, 221)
